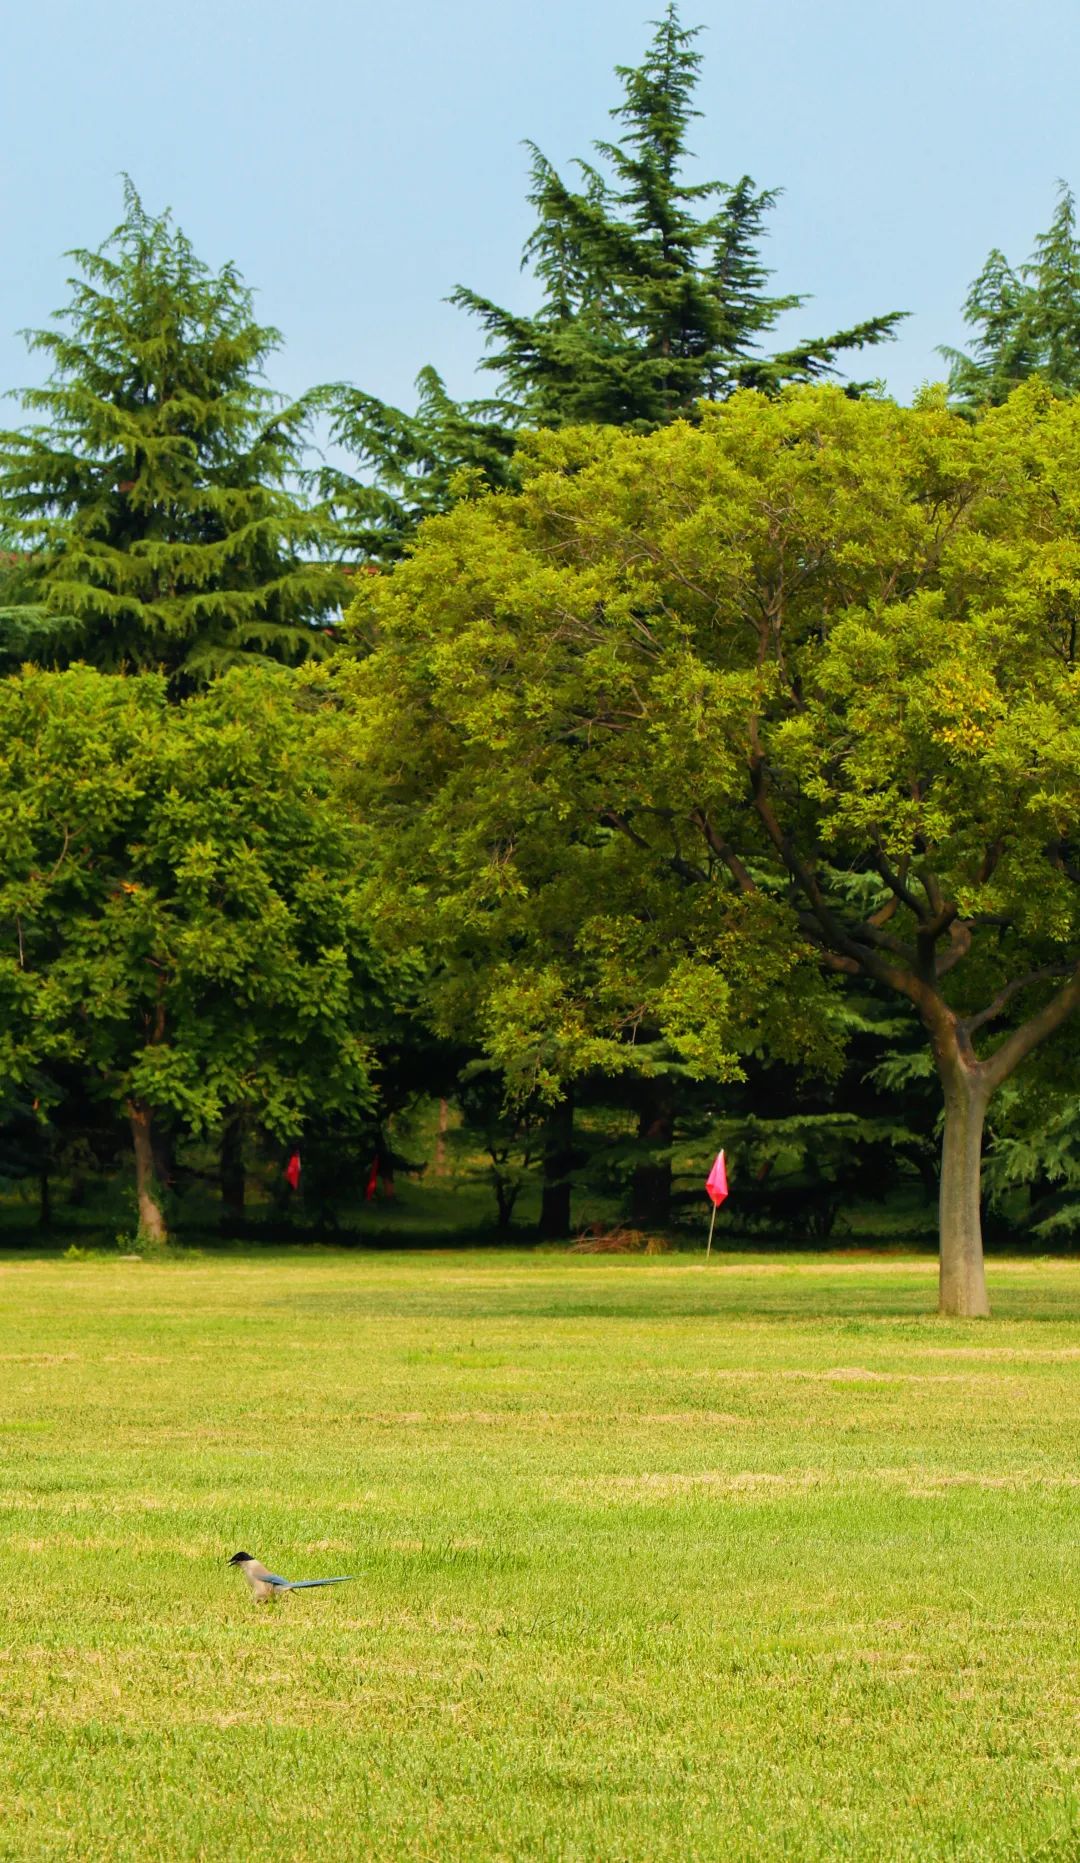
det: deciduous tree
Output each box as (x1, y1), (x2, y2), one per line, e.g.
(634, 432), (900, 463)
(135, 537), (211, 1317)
(0, 664), (401, 1242)
(333, 384), (1080, 1314)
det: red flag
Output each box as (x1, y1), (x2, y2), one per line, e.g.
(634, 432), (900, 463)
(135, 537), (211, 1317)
(284, 1150), (301, 1191)
(705, 1150), (728, 1206)
(365, 1156), (379, 1202)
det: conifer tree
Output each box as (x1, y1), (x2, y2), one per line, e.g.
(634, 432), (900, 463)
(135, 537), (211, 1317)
(0, 182), (344, 687)
(452, 7), (903, 429)
(314, 365), (515, 565)
(326, 7), (902, 560)
(943, 184), (1080, 409)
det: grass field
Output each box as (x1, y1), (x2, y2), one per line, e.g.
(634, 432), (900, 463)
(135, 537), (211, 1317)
(2, 1249), (1079, 1861)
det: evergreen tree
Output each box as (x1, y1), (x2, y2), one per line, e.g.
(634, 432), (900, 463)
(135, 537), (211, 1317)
(452, 8), (903, 430)
(0, 182), (344, 687)
(943, 184), (1080, 409)
(0, 553), (73, 674)
(314, 365), (515, 566)
(324, 6), (903, 561)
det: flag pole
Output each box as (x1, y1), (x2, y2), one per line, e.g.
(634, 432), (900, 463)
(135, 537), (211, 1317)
(704, 1148), (727, 1260)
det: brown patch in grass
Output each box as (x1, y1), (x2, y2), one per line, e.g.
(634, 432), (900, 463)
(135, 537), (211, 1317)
(0, 1352), (80, 1364)
(581, 1464), (1080, 1502)
(570, 1225), (670, 1254)
(594, 1470), (830, 1497)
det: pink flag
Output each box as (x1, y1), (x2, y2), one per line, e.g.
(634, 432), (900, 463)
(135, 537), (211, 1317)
(284, 1151), (301, 1191)
(705, 1150), (728, 1206)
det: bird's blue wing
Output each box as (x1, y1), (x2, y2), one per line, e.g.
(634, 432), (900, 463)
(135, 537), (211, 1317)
(265, 1573), (291, 1588)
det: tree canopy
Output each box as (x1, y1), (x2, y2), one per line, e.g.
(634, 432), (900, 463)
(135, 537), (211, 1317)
(943, 184), (1080, 409)
(2, 41), (1080, 1281)
(333, 384), (1080, 1313)
(0, 183), (344, 688)
(453, 6), (903, 428)
(322, 5), (904, 561)
(0, 662), (403, 1241)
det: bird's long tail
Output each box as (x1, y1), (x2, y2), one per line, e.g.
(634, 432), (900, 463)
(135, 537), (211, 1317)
(285, 1576), (354, 1589)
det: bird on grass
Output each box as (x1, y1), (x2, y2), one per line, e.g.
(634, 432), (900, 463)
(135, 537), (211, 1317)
(228, 1551), (354, 1603)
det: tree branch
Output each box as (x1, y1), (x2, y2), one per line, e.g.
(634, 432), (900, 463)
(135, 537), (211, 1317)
(601, 808), (708, 886)
(974, 839), (1004, 886)
(870, 845), (927, 922)
(964, 965), (1074, 1037)
(692, 809), (757, 895)
(933, 919), (972, 978)
(980, 965), (1080, 1093)
(867, 891), (900, 928)
(1048, 839), (1080, 887)
(747, 756), (923, 1000)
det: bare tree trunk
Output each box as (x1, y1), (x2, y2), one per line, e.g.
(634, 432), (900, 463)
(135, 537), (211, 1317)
(128, 1099), (168, 1246)
(937, 1063), (990, 1318)
(930, 967), (1080, 1316)
(538, 1093), (574, 1239)
(493, 1173), (519, 1234)
(38, 1166), (52, 1232)
(219, 1114), (245, 1233)
(152, 1124), (176, 1193)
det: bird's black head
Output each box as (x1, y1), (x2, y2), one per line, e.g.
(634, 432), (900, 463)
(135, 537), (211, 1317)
(228, 1551), (253, 1566)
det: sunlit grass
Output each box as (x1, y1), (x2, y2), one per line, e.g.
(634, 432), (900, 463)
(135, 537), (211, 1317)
(2, 1248), (1079, 1860)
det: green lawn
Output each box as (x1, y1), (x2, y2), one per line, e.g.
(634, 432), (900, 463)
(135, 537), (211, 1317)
(2, 1250), (1079, 1861)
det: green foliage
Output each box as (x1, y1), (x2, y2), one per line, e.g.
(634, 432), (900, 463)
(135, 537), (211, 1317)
(452, 7), (903, 430)
(0, 663), (404, 1165)
(449, 1063), (545, 1232)
(984, 1044), (1080, 1241)
(333, 383), (1080, 1283)
(943, 184), (1080, 408)
(0, 549), (79, 673)
(0, 183), (344, 686)
(313, 366), (516, 566)
(322, 6), (903, 562)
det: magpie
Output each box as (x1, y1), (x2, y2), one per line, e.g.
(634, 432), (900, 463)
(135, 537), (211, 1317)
(228, 1551), (353, 1602)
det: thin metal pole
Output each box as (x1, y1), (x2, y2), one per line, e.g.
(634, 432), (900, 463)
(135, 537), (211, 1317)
(706, 1201), (718, 1260)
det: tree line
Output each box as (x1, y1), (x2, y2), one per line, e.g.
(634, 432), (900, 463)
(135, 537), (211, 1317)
(1, 7), (1078, 1315)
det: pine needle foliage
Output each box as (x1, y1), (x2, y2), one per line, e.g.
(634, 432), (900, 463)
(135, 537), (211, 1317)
(450, 5), (905, 430)
(0, 182), (344, 688)
(313, 365), (515, 566)
(943, 184), (1080, 409)
(322, 5), (903, 560)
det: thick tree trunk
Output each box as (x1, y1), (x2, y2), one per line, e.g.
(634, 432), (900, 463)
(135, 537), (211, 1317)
(630, 1084), (674, 1230)
(38, 1167), (52, 1232)
(128, 1100), (168, 1246)
(538, 1093), (574, 1239)
(937, 1066), (990, 1318)
(219, 1114), (245, 1232)
(493, 1174), (519, 1234)
(152, 1124), (176, 1193)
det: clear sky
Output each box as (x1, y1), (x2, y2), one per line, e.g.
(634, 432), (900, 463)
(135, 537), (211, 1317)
(2, 0), (1079, 416)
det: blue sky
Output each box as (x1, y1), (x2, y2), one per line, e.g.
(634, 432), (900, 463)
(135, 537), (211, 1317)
(2, 0), (1078, 416)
